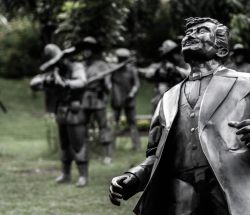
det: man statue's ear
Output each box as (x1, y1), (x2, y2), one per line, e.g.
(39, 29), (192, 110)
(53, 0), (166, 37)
(216, 48), (229, 58)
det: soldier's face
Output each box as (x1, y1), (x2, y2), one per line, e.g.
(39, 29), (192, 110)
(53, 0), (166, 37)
(182, 22), (218, 62)
(83, 49), (93, 59)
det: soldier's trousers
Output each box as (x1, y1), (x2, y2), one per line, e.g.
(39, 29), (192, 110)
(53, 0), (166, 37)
(83, 108), (113, 145)
(168, 168), (230, 215)
(113, 106), (141, 150)
(58, 123), (87, 165)
(113, 106), (136, 125)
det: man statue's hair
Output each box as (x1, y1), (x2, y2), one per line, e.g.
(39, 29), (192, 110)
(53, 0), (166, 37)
(185, 17), (229, 61)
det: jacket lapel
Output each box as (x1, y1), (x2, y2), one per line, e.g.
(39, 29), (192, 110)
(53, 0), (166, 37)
(162, 80), (185, 130)
(199, 74), (236, 133)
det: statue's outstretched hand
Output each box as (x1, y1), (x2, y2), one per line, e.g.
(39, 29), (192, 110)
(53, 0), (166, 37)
(228, 120), (250, 146)
(109, 173), (139, 206)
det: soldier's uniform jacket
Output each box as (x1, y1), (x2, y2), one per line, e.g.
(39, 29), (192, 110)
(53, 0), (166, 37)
(128, 67), (250, 215)
(31, 62), (86, 125)
(234, 63), (250, 74)
(82, 60), (111, 109)
(111, 63), (140, 109)
(151, 61), (185, 108)
(227, 62), (250, 73)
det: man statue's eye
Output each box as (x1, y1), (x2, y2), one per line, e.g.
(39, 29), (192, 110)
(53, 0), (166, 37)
(185, 30), (192, 35)
(199, 28), (208, 34)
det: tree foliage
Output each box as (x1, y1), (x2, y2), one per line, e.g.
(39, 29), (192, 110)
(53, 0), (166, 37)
(1, 0), (250, 77)
(0, 17), (42, 78)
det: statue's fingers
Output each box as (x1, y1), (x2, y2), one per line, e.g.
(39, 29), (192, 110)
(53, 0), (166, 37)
(111, 177), (124, 189)
(236, 126), (250, 135)
(109, 185), (123, 199)
(109, 193), (121, 206)
(240, 133), (250, 142)
(235, 120), (250, 129)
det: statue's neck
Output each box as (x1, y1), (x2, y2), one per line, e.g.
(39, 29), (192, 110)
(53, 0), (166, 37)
(189, 59), (221, 75)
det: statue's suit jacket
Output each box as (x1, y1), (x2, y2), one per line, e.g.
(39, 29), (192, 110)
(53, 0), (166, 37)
(130, 67), (250, 215)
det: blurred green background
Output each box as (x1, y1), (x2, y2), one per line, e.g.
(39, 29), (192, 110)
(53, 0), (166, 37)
(0, 0), (250, 214)
(0, 0), (250, 78)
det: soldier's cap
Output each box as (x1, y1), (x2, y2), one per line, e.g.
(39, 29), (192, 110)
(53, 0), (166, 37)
(83, 36), (97, 44)
(233, 43), (244, 51)
(74, 36), (99, 51)
(115, 48), (131, 58)
(232, 43), (247, 56)
(159, 40), (178, 55)
(39, 44), (76, 72)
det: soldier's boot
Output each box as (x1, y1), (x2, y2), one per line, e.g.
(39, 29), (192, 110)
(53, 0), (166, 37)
(103, 144), (112, 165)
(130, 126), (141, 151)
(76, 162), (88, 187)
(55, 162), (71, 183)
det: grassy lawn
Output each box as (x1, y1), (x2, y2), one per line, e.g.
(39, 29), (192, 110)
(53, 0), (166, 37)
(0, 78), (153, 215)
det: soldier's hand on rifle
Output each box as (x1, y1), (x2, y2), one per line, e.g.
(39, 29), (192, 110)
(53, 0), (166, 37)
(228, 120), (250, 147)
(53, 69), (68, 88)
(44, 73), (55, 85)
(109, 173), (139, 206)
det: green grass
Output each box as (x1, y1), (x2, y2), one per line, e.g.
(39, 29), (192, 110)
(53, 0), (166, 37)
(0, 78), (153, 215)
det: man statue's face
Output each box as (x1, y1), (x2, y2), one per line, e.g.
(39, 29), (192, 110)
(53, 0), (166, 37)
(182, 21), (218, 62)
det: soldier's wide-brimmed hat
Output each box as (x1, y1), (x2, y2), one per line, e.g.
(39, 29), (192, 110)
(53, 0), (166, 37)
(39, 44), (75, 72)
(159, 39), (178, 56)
(115, 48), (131, 58)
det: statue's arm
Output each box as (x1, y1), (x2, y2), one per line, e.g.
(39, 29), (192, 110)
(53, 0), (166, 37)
(126, 100), (163, 190)
(109, 100), (163, 205)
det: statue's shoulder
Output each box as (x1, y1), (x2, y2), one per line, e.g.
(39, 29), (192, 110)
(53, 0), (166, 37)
(217, 66), (250, 80)
(162, 80), (184, 100)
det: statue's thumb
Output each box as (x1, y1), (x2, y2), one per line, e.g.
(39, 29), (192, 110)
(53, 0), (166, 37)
(122, 176), (131, 185)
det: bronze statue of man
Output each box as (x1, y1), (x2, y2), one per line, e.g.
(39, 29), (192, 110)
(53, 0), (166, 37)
(109, 17), (250, 215)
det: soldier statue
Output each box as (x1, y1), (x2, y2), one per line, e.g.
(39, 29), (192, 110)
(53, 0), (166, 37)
(109, 17), (250, 215)
(111, 48), (141, 151)
(229, 43), (250, 73)
(139, 39), (188, 111)
(81, 36), (113, 165)
(30, 44), (89, 187)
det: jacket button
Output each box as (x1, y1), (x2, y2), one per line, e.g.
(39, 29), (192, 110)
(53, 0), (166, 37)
(192, 144), (197, 150)
(191, 128), (195, 133)
(190, 113), (195, 118)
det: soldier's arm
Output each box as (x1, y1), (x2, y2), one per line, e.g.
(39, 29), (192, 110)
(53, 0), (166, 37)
(64, 62), (87, 89)
(138, 63), (160, 81)
(30, 73), (50, 91)
(128, 67), (140, 98)
(102, 62), (112, 92)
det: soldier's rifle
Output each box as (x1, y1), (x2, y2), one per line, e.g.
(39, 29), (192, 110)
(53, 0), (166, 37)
(85, 58), (135, 86)
(41, 57), (135, 89)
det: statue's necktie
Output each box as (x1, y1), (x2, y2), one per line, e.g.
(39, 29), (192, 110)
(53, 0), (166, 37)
(185, 70), (215, 108)
(185, 79), (201, 108)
